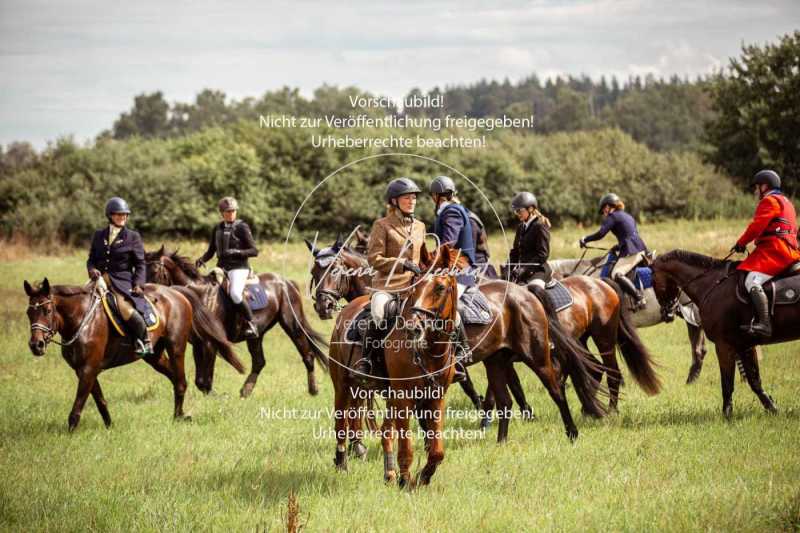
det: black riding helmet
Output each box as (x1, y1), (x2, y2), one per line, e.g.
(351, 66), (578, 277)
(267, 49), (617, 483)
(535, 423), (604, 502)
(510, 191), (538, 211)
(385, 177), (422, 203)
(429, 175), (457, 195)
(105, 197), (131, 218)
(752, 170), (781, 190)
(598, 192), (621, 214)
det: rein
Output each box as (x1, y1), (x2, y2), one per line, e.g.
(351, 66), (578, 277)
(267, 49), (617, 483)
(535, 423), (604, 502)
(407, 282), (458, 386)
(29, 292), (101, 348)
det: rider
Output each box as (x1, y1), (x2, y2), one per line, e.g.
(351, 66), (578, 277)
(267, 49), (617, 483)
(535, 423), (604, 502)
(195, 197), (259, 339)
(732, 170), (800, 337)
(429, 175), (478, 381)
(507, 191), (552, 287)
(87, 197), (153, 357)
(580, 193), (648, 309)
(358, 177), (426, 377)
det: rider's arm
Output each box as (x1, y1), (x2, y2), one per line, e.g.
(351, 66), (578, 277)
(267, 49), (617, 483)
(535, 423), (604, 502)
(438, 207), (464, 247)
(736, 196), (780, 247)
(86, 230), (102, 275)
(367, 220), (404, 275)
(236, 222), (259, 258)
(583, 215), (614, 243)
(198, 227), (217, 263)
(131, 232), (146, 289)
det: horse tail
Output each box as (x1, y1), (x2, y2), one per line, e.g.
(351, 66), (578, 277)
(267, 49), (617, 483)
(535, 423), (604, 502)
(284, 278), (329, 372)
(604, 279), (662, 395)
(174, 286), (246, 375)
(529, 285), (607, 418)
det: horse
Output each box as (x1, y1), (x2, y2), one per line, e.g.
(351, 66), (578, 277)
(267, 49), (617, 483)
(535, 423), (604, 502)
(23, 278), (242, 430)
(550, 254), (710, 384)
(651, 250), (800, 418)
(306, 235), (535, 425)
(328, 244), (607, 485)
(145, 247), (328, 398)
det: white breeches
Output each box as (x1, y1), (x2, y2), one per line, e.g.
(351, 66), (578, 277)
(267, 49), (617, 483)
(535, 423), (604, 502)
(744, 271), (773, 292)
(227, 268), (249, 303)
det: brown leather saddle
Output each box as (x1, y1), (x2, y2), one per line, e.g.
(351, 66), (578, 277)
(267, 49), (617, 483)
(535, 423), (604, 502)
(736, 261), (800, 310)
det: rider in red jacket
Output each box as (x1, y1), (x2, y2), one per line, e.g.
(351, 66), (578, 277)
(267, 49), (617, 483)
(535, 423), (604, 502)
(732, 170), (800, 337)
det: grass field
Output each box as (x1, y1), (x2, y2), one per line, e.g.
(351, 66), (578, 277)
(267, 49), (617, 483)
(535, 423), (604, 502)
(1, 219), (799, 532)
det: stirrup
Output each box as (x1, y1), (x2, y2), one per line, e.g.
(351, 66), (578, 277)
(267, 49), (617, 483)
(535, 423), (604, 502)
(740, 320), (771, 338)
(243, 321), (258, 339)
(135, 339), (154, 358)
(452, 360), (467, 382)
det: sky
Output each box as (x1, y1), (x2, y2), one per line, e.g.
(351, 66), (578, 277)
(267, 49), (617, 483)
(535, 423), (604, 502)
(1, 0), (798, 148)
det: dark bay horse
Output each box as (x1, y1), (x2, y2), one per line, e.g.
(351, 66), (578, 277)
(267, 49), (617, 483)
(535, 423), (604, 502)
(550, 255), (710, 384)
(145, 247), (328, 398)
(651, 250), (800, 418)
(328, 245), (606, 485)
(24, 278), (241, 430)
(306, 235), (535, 424)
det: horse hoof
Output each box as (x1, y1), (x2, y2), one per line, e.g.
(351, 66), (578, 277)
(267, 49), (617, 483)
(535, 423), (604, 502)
(722, 406), (733, 420)
(240, 383), (254, 398)
(175, 415), (193, 423)
(349, 441), (368, 460)
(384, 470), (397, 484)
(567, 428), (579, 442)
(520, 408), (536, 422)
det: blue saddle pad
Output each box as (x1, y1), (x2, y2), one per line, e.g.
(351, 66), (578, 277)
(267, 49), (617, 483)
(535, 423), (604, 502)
(545, 280), (574, 312)
(634, 267), (653, 290)
(244, 284), (269, 311)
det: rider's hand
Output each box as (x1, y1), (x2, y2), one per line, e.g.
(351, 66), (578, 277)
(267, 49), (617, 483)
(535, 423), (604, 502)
(579, 238), (587, 249)
(403, 260), (422, 276)
(224, 248), (242, 258)
(88, 268), (101, 281)
(731, 243), (746, 254)
(194, 258), (205, 270)
(131, 285), (143, 296)
(511, 266), (524, 281)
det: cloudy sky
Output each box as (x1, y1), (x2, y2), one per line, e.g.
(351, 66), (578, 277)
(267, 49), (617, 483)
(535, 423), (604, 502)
(1, 0), (798, 147)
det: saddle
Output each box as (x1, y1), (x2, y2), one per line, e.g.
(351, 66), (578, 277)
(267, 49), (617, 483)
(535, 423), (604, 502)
(210, 268), (270, 311)
(102, 292), (159, 336)
(736, 262), (800, 310)
(345, 298), (404, 381)
(544, 280), (574, 312)
(459, 286), (493, 325)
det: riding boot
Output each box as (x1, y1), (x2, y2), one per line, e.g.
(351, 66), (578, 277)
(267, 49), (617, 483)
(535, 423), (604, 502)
(355, 319), (380, 379)
(126, 312), (154, 358)
(615, 274), (646, 310)
(741, 285), (772, 338)
(237, 300), (258, 339)
(452, 322), (472, 382)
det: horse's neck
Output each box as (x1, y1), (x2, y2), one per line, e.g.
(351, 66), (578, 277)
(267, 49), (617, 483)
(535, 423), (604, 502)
(666, 260), (724, 303)
(54, 293), (90, 336)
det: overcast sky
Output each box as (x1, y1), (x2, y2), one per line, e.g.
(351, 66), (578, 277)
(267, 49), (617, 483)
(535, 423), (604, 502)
(1, 0), (798, 148)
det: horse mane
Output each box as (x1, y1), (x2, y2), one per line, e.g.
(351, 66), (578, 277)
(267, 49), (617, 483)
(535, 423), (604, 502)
(167, 250), (202, 280)
(658, 249), (728, 270)
(52, 285), (89, 296)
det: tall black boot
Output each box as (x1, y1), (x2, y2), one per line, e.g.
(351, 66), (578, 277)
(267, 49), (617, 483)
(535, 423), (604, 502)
(615, 274), (646, 310)
(126, 312), (154, 358)
(354, 318), (380, 379)
(741, 286), (772, 338)
(452, 321), (471, 382)
(238, 300), (258, 339)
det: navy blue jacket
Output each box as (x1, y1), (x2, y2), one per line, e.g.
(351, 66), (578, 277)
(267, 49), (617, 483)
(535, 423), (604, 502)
(434, 203), (476, 285)
(584, 210), (647, 257)
(87, 226), (149, 315)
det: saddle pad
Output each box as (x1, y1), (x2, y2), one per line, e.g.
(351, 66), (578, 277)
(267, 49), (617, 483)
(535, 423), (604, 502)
(244, 284), (269, 311)
(634, 267), (654, 290)
(545, 280), (574, 313)
(736, 272), (800, 307)
(458, 287), (493, 325)
(102, 292), (159, 336)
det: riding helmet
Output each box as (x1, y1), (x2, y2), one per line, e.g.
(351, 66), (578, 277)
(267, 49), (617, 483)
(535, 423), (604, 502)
(384, 177), (422, 203)
(218, 196), (239, 212)
(429, 175), (457, 195)
(752, 170), (781, 190)
(105, 197), (131, 217)
(510, 191), (538, 211)
(598, 192), (621, 213)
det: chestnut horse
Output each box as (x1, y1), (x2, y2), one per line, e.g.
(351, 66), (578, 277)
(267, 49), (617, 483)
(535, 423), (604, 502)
(328, 245), (606, 486)
(145, 247), (328, 398)
(23, 278), (242, 430)
(652, 250), (800, 418)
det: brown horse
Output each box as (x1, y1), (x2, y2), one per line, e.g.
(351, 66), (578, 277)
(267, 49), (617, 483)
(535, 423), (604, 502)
(307, 235), (535, 425)
(652, 250), (800, 418)
(328, 245), (606, 486)
(23, 278), (242, 430)
(145, 247), (328, 398)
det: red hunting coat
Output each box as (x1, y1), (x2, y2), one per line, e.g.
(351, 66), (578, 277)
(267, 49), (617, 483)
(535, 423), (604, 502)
(736, 191), (800, 276)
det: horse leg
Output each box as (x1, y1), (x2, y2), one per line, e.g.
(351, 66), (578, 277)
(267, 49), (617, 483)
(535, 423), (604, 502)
(278, 303), (321, 396)
(166, 342), (189, 420)
(685, 323), (707, 385)
(739, 347), (777, 414)
(333, 385), (349, 471)
(525, 357), (579, 442)
(69, 364), (100, 431)
(484, 358), (513, 443)
(714, 343), (737, 419)
(480, 386), (494, 430)
(395, 399), (415, 489)
(457, 367), (484, 411)
(417, 397), (446, 486)
(240, 335), (266, 398)
(507, 364), (535, 420)
(381, 416), (398, 483)
(90, 379), (112, 428)
(594, 334), (620, 412)
(191, 341), (212, 394)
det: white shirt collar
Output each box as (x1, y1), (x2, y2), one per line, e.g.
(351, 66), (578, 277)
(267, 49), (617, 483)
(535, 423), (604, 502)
(436, 200), (452, 215)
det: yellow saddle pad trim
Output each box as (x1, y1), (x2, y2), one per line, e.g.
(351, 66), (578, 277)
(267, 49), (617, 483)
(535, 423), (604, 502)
(102, 293), (160, 336)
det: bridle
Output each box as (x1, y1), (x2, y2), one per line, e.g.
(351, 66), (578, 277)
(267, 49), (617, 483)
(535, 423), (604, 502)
(28, 293), (100, 348)
(656, 250), (737, 316)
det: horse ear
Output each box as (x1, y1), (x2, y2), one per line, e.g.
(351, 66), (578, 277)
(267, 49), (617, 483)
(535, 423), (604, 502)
(23, 280), (33, 296)
(335, 233), (344, 247)
(304, 238), (317, 255)
(42, 278), (51, 294)
(158, 244), (165, 256)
